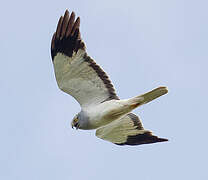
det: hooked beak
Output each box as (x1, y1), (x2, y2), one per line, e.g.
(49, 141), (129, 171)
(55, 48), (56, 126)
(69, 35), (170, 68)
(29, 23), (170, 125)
(71, 123), (74, 129)
(71, 118), (79, 130)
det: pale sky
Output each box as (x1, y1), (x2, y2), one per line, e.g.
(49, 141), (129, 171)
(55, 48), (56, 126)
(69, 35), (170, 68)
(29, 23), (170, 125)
(1, 0), (208, 179)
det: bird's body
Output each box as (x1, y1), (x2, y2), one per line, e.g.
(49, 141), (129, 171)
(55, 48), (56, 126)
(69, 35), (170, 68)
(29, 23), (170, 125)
(78, 86), (167, 130)
(78, 98), (141, 130)
(51, 10), (168, 146)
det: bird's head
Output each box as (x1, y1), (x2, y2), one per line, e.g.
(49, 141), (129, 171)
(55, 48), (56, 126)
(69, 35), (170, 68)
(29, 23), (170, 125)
(71, 114), (80, 129)
(71, 111), (89, 130)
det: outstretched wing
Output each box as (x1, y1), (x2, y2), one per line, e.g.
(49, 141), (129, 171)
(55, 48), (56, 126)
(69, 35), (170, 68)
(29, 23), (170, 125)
(96, 113), (168, 146)
(51, 10), (118, 107)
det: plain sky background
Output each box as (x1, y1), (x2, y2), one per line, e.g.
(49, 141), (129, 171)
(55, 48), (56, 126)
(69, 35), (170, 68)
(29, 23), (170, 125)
(1, 0), (207, 179)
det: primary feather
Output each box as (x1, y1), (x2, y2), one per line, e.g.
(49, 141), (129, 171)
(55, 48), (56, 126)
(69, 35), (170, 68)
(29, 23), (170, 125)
(51, 10), (168, 146)
(51, 10), (118, 107)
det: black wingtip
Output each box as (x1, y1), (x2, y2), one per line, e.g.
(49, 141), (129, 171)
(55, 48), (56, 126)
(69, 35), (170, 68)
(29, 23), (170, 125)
(115, 132), (168, 146)
(65, 9), (69, 14)
(51, 10), (85, 60)
(157, 137), (168, 142)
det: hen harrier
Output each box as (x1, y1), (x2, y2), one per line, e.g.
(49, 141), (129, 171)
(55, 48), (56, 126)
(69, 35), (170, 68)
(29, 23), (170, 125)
(51, 10), (168, 146)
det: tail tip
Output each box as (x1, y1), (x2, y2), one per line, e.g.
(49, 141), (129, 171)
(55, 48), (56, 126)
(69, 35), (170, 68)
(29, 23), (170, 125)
(158, 86), (168, 95)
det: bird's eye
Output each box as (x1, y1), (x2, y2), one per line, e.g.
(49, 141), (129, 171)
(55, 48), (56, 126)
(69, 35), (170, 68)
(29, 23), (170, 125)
(74, 117), (78, 123)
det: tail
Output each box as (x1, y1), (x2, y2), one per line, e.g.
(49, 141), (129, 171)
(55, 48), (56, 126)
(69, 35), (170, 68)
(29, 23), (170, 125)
(129, 86), (168, 108)
(104, 87), (168, 121)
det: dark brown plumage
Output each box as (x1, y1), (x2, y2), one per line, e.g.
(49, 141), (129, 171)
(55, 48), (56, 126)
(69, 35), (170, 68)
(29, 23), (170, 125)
(51, 10), (168, 146)
(51, 10), (118, 101)
(116, 131), (168, 146)
(51, 10), (85, 60)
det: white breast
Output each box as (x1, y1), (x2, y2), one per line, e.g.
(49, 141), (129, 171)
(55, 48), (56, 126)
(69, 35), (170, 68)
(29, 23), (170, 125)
(83, 99), (129, 129)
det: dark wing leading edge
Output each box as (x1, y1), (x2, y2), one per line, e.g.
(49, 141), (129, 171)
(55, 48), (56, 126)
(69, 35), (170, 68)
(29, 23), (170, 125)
(96, 113), (168, 146)
(51, 10), (119, 107)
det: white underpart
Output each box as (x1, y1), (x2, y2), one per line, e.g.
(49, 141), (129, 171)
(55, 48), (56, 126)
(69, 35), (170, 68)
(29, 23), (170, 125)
(53, 49), (112, 107)
(96, 115), (150, 144)
(53, 48), (168, 144)
(82, 97), (144, 129)
(82, 87), (168, 129)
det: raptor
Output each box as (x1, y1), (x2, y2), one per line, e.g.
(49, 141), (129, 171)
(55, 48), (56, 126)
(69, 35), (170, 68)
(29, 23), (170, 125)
(51, 10), (168, 146)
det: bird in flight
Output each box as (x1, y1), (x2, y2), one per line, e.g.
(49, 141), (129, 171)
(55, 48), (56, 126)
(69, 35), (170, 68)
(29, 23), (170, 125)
(51, 10), (168, 146)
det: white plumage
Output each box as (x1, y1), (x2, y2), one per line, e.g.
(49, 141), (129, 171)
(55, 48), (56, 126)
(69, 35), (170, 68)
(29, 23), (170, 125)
(51, 10), (168, 146)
